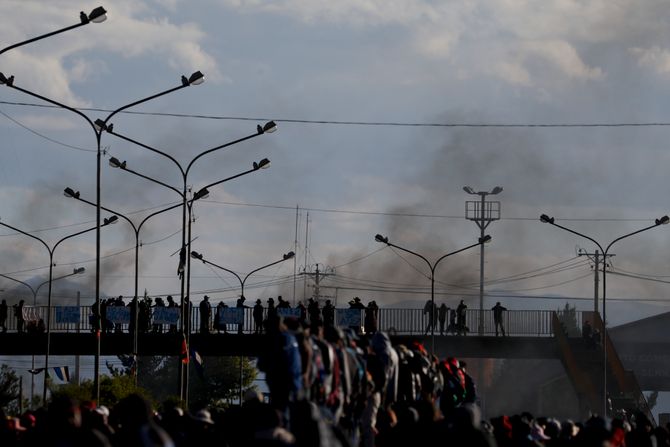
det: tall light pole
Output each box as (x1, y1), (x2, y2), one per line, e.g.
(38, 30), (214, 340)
(0, 267), (85, 406)
(463, 186), (502, 335)
(540, 213), (669, 416)
(0, 216), (117, 402)
(374, 233), (491, 355)
(0, 71), (205, 402)
(104, 121), (276, 316)
(63, 189), (187, 380)
(190, 250), (296, 403)
(108, 155), (271, 399)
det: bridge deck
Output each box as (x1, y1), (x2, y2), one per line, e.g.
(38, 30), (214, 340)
(0, 332), (561, 359)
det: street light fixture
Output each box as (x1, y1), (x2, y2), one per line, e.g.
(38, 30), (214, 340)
(0, 215), (117, 402)
(106, 157), (271, 399)
(190, 250), (295, 303)
(103, 123), (276, 401)
(374, 233), (491, 355)
(0, 73), (204, 402)
(539, 212), (669, 416)
(0, 7), (107, 57)
(104, 123), (277, 316)
(463, 185), (502, 334)
(190, 249), (294, 403)
(0, 267), (84, 406)
(63, 189), (186, 381)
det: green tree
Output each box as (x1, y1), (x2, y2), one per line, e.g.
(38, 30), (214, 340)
(0, 365), (21, 414)
(137, 355), (257, 410)
(51, 375), (151, 408)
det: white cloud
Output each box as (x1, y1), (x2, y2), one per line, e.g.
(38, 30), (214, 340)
(630, 46), (670, 75)
(524, 40), (603, 81)
(494, 61), (531, 86)
(0, 1), (222, 105)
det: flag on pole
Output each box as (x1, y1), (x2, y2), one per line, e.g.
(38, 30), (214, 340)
(180, 335), (189, 364)
(190, 348), (204, 378)
(53, 366), (70, 382)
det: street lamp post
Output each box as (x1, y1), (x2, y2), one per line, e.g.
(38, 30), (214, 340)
(0, 72), (205, 402)
(190, 250), (295, 403)
(463, 186), (502, 335)
(0, 216), (117, 402)
(539, 213), (669, 416)
(190, 250), (295, 300)
(374, 233), (491, 356)
(104, 121), (276, 313)
(63, 189), (190, 380)
(107, 156), (271, 399)
(0, 268), (85, 406)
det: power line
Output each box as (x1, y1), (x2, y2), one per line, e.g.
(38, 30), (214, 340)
(202, 199), (658, 223)
(5, 100), (670, 128)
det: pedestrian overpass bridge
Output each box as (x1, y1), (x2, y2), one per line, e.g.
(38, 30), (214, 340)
(1, 305), (669, 419)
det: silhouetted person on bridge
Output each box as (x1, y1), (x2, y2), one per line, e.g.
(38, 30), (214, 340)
(253, 299), (264, 334)
(424, 299), (437, 335)
(14, 300), (25, 334)
(200, 295), (211, 334)
(322, 299), (335, 327)
(365, 300), (379, 334)
(456, 300), (468, 336)
(236, 296), (247, 334)
(166, 295), (178, 334)
(492, 302), (507, 336)
(438, 303), (449, 335)
(0, 299), (7, 333)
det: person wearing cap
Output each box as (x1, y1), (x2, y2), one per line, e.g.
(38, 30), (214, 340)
(236, 295), (248, 334)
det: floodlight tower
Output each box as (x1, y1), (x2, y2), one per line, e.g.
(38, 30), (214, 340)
(463, 186), (502, 335)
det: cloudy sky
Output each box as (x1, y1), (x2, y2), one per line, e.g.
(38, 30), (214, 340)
(1, 0), (670, 329)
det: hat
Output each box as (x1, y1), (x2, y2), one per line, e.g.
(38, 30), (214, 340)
(95, 405), (110, 418)
(204, 295), (209, 299)
(256, 299), (262, 304)
(354, 297), (361, 302)
(193, 409), (214, 425)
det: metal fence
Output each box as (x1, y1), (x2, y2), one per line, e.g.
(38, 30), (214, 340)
(1, 305), (569, 337)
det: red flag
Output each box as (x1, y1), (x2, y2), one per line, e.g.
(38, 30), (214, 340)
(180, 336), (189, 364)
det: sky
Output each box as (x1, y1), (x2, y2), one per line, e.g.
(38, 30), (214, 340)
(2, 1), (670, 406)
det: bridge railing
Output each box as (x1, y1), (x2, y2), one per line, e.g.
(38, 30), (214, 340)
(3, 305), (565, 337)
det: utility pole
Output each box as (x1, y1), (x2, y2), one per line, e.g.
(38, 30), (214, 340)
(578, 248), (614, 314)
(75, 291), (81, 385)
(301, 264), (335, 303)
(464, 186), (502, 335)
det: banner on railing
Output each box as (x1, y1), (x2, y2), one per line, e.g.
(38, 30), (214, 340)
(106, 307), (130, 324)
(277, 308), (301, 319)
(22, 306), (40, 323)
(55, 306), (80, 324)
(337, 309), (361, 327)
(152, 307), (180, 325)
(221, 308), (243, 324)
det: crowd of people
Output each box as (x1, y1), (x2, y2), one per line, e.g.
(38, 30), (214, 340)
(0, 295), (513, 339)
(1, 314), (666, 446)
